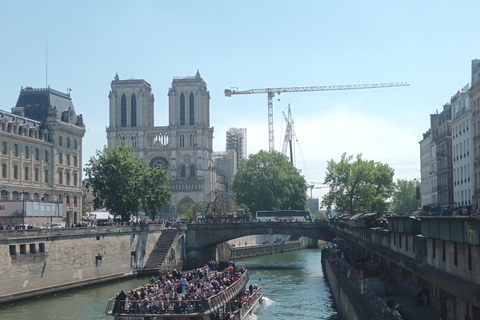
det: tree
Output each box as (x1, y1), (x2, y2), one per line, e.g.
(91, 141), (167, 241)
(180, 202), (206, 221)
(389, 179), (421, 215)
(322, 153), (394, 215)
(84, 146), (171, 221)
(231, 150), (307, 214)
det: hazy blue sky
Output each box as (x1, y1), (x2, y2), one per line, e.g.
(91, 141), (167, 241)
(1, 1), (479, 201)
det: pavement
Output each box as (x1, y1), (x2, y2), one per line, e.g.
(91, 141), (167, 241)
(383, 278), (440, 320)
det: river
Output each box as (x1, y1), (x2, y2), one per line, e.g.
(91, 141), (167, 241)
(0, 248), (338, 320)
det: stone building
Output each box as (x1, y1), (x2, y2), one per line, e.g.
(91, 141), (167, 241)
(106, 71), (233, 215)
(0, 87), (85, 226)
(471, 59), (480, 209)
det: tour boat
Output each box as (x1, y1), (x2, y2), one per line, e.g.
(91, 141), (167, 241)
(105, 268), (262, 320)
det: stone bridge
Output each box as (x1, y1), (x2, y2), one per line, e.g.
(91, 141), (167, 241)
(181, 221), (335, 268)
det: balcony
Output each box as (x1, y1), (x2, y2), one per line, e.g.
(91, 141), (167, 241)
(171, 179), (203, 192)
(436, 149), (446, 157)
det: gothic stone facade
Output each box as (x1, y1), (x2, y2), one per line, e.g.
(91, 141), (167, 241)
(106, 72), (220, 215)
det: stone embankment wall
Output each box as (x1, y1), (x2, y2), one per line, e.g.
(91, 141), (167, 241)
(321, 249), (375, 320)
(0, 225), (178, 304)
(217, 237), (312, 260)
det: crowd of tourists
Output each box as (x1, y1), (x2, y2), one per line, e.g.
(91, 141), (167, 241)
(113, 260), (246, 315)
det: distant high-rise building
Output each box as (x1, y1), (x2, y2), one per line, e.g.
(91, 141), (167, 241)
(226, 128), (247, 168)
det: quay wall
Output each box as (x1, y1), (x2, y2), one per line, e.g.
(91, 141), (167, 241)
(321, 250), (374, 320)
(0, 225), (168, 304)
(217, 237), (311, 260)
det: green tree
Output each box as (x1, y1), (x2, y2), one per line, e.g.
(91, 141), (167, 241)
(180, 202), (206, 221)
(322, 153), (394, 214)
(84, 146), (171, 221)
(389, 179), (421, 215)
(231, 150), (307, 214)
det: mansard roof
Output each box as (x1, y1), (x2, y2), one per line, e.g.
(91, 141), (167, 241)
(15, 87), (76, 122)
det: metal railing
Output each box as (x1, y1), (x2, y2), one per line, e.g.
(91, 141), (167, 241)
(323, 248), (402, 320)
(105, 270), (249, 316)
(230, 288), (263, 320)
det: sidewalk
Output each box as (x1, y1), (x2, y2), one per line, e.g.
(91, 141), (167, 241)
(384, 280), (440, 320)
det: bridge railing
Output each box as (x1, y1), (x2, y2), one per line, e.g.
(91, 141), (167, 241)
(230, 287), (262, 320)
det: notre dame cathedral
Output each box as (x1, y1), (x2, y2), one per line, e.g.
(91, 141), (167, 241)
(106, 71), (237, 216)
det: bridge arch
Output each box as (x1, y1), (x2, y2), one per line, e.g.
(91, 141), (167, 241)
(183, 222), (334, 268)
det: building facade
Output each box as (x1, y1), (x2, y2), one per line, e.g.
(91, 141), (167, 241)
(226, 128), (247, 168)
(451, 84), (473, 208)
(419, 129), (434, 207)
(471, 59), (480, 209)
(0, 87), (85, 226)
(106, 72), (232, 215)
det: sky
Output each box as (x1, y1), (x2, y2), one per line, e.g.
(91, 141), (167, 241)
(1, 1), (480, 203)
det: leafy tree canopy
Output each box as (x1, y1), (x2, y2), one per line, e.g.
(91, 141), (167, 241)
(322, 153), (394, 215)
(84, 146), (171, 221)
(231, 150), (307, 214)
(389, 178), (421, 215)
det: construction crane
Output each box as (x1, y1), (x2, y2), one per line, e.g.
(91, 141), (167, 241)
(308, 182), (329, 199)
(225, 82), (410, 152)
(282, 104), (294, 163)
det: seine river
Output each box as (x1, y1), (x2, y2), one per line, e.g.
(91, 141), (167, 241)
(0, 249), (338, 320)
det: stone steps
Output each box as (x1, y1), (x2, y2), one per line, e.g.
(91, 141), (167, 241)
(142, 229), (178, 271)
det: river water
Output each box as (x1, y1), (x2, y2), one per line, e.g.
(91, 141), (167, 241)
(0, 249), (338, 320)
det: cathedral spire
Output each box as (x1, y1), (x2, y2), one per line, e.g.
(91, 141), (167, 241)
(196, 69), (201, 79)
(114, 73), (119, 81)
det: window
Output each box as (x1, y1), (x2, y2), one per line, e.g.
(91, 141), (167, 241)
(190, 164), (195, 178)
(66, 172), (70, 185)
(131, 94), (137, 127)
(24, 167), (29, 180)
(13, 165), (18, 179)
(432, 239), (436, 259)
(442, 240), (446, 262)
(74, 196), (77, 206)
(59, 136), (62, 146)
(180, 165), (186, 177)
(2, 163), (6, 178)
(180, 93), (185, 125)
(2, 142), (6, 155)
(9, 245), (16, 256)
(73, 172), (77, 186)
(12, 191), (19, 200)
(25, 146), (29, 159)
(189, 93), (194, 125)
(33, 193), (39, 201)
(74, 139), (77, 150)
(45, 150), (49, 162)
(39, 243), (45, 253)
(454, 242), (458, 266)
(58, 171), (63, 184)
(58, 153), (63, 164)
(121, 95), (127, 127)
(29, 244), (36, 253)
(74, 155), (78, 167)
(35, 148), (39, 160)
(44, 170), (49, 183)
(1, 190), (8, 200)
(66, 138), (70, 148)
(13, 144), (18, 157)
(35, 168), (39, 182)
(66, 154), (70, 166)
(20, 244), (26, 254)
(468, 244), (472, 271)
(66, 195), (70, 206)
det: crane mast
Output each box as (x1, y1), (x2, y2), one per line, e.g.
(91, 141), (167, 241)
(225, 82), (409, 152)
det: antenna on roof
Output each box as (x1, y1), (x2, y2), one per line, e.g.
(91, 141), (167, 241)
(45, 41), (48, 88)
